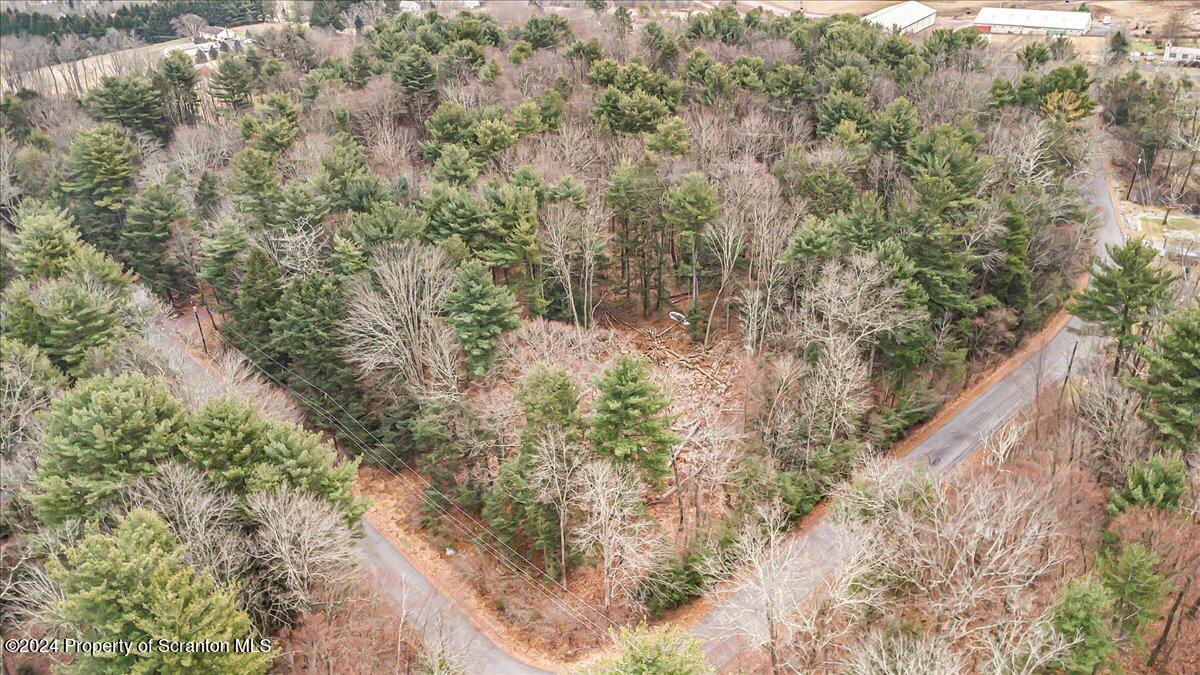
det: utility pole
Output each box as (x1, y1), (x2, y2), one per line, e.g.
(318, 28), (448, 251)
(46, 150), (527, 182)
(1125, 152), (1144, 200)
(193, 306), (209, 355)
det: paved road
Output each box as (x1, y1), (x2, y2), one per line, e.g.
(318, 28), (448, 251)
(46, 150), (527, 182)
(158, 159), (1123, 673)
(357, 521), (551, 674)
(693, 162), (1126, 670)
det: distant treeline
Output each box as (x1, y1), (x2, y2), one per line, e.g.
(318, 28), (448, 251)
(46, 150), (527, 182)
(0, 0), (268, 42)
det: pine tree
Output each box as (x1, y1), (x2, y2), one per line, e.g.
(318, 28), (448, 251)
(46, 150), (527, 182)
(347, 44), (374, 88)
(663, 172), (719, 313)
(272, 273), (367, 448)
(155, 50), (199, 125)
(1133, 310), (1199, 452)
(83, 74), (172, 142)
(1, 277), (125, 377)
(644, 116), (690, 156)
(33, 374), (185, 524)
(1101, 543), (1166, 642)
(431, 143), (480, 186)
(443, 259), (519, 376)
(48, 509), (269, 674)
(992, 198), (1032, 320)
(516, 365), (582, 441)
(1109, 453), (1188, 513)
(183, 396), (271, 494)
(588, 355), (679, 485)
(194, 170), (221, 220)
(593, 626), (710, 675)
(391, 45), (438, 105)
(309, 0), (346, 29)
(249, 421), (367, 525)
(331, 234), (367, 276)
(871, 96), (918, 152)
(228, 148), (281, 227)
(1070, 240), (1175, 376)
(210, 56), (256, 111)
(424, 183), (485, 246)
(1053, 575), (1116, 674)
(198, 220), (245, 303)
(123, 184), (184, 292)
(61, 124), (138, 256)
(8, 202), (81, 279)
(228, 247), (284, 371)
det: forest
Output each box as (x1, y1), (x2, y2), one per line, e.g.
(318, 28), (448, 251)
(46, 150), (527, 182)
(1, 1), (1197, 673)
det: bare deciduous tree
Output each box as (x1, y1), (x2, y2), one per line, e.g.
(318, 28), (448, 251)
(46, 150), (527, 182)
(171, 14), (209, 41)
(341, 243), (456, 392)
(527, 425), (587, 591)
(572, 459), (661, 615)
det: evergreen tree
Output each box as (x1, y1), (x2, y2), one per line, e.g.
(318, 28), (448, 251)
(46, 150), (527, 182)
(1053, 575), (1116, 674)
(1133, 310), (1199, 451)
(155, 50), (199, 125)
(309, 0), (347, 30)
(183, 396), (271, 494)
(588, 355), (679, 485)
(61, 124), (138, 256)
(1070, 240), (1175, 375)
(331, 234), (367, 276)
(347, 44), (374, 88)
(227, 148), (281, 227)
(1109, 453), (1188, 514)
(1100, 543), (1166, 642)
(83, 74), (172, 142)
(123, 184), (184, 292)
(272, 273), (367, 447)
(248, 421), (367, 526)
(644, 116), (690, 156)
(431, 143), (480, 186)
(992, 199), (1032, 320)
(424, 183), (485, 246)
(664, 172), (719, 312)
(593, 626), (711, 675)
(871, 96), (918, 152)
(33, 374), (185, 524)
(1, 278), (125, 377)
(516, 365), (583, 441)
(8, 202), (81, 279)
(49, 509), (269, 674)
(198, 220), (245, 303)
(391, 45), (438, 105)
(228, 247), (284, 370)
(194, 170), (221, 220)
(443, 259), (519, 376)
(210, 56), (256, 111)
(278, 178), (331, 227)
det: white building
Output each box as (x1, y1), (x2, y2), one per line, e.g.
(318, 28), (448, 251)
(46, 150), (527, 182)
(974, 7), (1092, 36)
(398, 1), (421, 12)
(864, 1), (937, 35)
(1164, 44), (1200, 66)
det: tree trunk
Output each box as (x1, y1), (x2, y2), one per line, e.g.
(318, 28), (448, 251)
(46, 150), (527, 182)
(1149, 573), (1193, 667)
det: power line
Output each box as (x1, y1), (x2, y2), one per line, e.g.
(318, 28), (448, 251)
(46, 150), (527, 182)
(135, 275), (618, 640)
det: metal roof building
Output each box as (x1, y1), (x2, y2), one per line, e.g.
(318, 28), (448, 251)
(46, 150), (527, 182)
(864, 1), (937, 35)
(974, 7), (1092, 36)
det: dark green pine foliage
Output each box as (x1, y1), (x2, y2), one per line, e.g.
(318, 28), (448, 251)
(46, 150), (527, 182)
(33, 373), (186, 524)
(991, 198), (1032, 321)
(899, 207), (977, 320)
(1108, 453), (1188, 514)
(1053, 575), (1116, 674)
(1, 278), (125, 377)
(1070, 240), (1175, 376)
(391, 46), (439, 107)
(1100, 543), (1166, 642)
(228, 148), (281, 228)
(272, 273), (366, 447)
(183, 396), (271, 494)
(443, 259), (520, 376)
(588, 355), (679, 486)
(123, 184), (184, 293)
(155, 50), (199, 125)
(48, 510), (269, 674)
(83, 74), (172, 142)
(194, 170), (221, 220)
(210, 56), (256, 111)
(60, 124), (138, 257)
(1132, 310), (1199, 452)
(198, 221), (245, 303)
(227, 247), (284, 371)
(347, 45), (374, 88)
